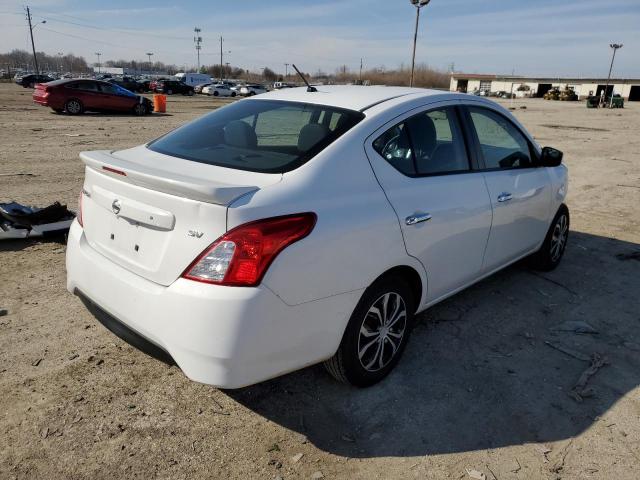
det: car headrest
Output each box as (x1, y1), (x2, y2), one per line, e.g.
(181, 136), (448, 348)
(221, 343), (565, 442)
(224, 121), (257, 148)
(298, 123), (329, 152)
(407, 114), (437, 156)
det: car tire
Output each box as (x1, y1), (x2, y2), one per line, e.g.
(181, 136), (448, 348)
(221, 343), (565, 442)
(213, 91), (219, 97)
(167, 89), (173, 95)
(29, 82), (35, 88)
(324, 276), (415, 387)
(231, 92), (236, 97)
(248, 91), (256, 96)
(187, 90), (194, 96)
(528, 205), (569, 272)
(133, 103), (147, 116)
(64, 98), (84, 115)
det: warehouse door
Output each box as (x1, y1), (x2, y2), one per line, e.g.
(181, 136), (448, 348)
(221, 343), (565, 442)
(596, 85), (613, 97)
(479, 80), (492, 93)
(629, 86), (640, 101)
(536, 84), (552, 97)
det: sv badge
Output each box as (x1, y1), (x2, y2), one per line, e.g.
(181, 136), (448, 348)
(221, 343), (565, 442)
(187, 230), (204, 238)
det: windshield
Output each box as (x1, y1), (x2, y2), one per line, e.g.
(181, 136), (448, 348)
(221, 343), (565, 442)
(147, 99), (364, 173)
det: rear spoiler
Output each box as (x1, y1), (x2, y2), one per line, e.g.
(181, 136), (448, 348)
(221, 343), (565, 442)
(80, 150), (259, 205)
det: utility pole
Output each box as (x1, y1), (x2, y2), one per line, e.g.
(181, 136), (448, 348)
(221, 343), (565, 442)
(95, 52), (101, 74)
(146, 52), (153, 72)
(25, 6), (45, 75)
(359, 58), (363, 83)
(284, 63), (289, 79)
(194, 27), (202, 71)
(409, 0), (431, 87)
(604, 43), (623, 107)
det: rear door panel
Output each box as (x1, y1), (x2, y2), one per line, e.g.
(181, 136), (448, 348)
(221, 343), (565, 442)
(365, 101), (492, 302)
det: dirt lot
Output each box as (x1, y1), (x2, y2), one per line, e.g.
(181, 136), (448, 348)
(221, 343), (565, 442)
(1, 83), (639, 480)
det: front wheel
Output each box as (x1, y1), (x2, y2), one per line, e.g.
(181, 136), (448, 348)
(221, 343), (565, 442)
(324, 276), (415, 387)
(231, 91), (237, 97)
(133, 103), (147, 116)
(166, 89), (173, 95)
(213, 91), (219, 97)
(187, 90), (194, 96)
(529, 205), (569, 271)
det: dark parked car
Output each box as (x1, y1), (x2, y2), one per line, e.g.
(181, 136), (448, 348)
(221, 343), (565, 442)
(32, 79), (152, 115)
(16, 74), (55, 88)
(106, 76), (139, 93)
(155, 80), (194, 95)
(136, 79), (152, 93)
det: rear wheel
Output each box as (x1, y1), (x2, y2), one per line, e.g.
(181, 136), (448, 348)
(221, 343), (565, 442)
(213, 91), (219, 97)
(64, 98), (83, 115)
(248, 91), (256, 96)
(324, 276), (415, 387)
(231, 91), (237, 97)
(529, 205), (569, 271)
(187, 89), (194, 96)
(166, 89), (173, 95)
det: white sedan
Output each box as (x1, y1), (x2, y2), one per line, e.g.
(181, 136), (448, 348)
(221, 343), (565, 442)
(202, 84), (236, 97)
(239, 84), (267, 96)
(67, 86), (569, 388)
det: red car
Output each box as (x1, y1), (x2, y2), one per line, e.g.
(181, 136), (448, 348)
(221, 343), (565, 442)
(33, 79), (153, 115)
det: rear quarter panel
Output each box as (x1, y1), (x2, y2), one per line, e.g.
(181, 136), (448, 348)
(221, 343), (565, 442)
(226, 123), (426, 307)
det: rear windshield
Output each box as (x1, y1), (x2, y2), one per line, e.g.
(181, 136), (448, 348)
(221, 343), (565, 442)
(147, 99), (364, 173)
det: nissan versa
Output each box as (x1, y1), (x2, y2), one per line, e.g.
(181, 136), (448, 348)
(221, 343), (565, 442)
(66, 86), (569, 388)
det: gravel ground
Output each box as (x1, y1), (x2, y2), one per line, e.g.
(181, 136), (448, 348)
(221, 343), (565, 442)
(1, 83), (639, 480)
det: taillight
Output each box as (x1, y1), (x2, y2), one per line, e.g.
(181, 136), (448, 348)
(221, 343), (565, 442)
(77, 190), (84, 227)
(182, 213), (317, 287)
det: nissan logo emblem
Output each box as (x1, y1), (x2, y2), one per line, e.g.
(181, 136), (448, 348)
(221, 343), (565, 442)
(111, 199), (121, 215)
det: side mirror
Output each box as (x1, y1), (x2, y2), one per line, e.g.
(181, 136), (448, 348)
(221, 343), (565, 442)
(540, 146), (563, 167)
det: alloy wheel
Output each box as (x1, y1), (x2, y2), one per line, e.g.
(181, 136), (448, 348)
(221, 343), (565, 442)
(66, 100), (81, 114)
(357, 292), (407, 372)
(550, 214), (568, 261)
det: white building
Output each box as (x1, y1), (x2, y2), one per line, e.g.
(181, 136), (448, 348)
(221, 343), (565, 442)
(450, 73), (640, 101)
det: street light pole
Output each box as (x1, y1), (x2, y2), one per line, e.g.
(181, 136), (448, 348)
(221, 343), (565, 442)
(409, 0), (431, 88)
(95, 52), (101, 74)
(146, 52), (153, 73)
(194, 27), (202, 71)
(604, 43), (623, 107)
(284, 63), (289, 79)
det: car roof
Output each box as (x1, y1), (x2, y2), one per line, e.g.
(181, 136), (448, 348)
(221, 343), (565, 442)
(253, 85), (450, 112)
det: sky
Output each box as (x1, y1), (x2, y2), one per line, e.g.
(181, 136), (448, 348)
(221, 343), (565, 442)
(1, 0), (639, 77)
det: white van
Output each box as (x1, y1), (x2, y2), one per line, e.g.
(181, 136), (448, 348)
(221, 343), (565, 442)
(174, 73), (211, 87)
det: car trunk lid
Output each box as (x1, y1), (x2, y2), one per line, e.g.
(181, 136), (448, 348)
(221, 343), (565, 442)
(79, 147), (281, 285)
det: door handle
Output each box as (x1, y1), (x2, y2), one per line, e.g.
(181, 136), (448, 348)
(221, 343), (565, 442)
(405, 213), (432, 225)
(497, 192), (513, 202)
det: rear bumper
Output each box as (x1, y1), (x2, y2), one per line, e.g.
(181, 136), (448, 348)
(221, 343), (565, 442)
(66, 221), (361, 388)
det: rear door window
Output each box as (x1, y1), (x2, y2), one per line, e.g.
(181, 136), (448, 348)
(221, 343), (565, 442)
(147, 100), (364, 173)
(373, 107), (470, 176)
(67, 81), (98, 92)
